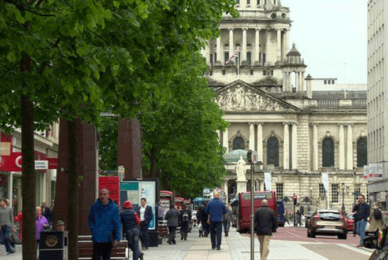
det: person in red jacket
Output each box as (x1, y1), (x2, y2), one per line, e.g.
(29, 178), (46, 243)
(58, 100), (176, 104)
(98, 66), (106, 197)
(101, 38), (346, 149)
(120, 200), (143, 260)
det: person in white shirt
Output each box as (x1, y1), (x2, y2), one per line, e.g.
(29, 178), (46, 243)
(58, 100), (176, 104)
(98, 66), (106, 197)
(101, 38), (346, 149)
(136, 198), (153, 250)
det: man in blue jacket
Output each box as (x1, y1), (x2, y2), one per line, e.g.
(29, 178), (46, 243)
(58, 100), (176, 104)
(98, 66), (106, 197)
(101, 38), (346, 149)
(137, 197), (153, 250)
(88, 188), (121, 260)
(205, 192), (227, 250)
(352, 194), (370, 247)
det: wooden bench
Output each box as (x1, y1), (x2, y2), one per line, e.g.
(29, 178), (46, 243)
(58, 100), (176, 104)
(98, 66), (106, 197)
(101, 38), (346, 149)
(78, 235), (129, 260)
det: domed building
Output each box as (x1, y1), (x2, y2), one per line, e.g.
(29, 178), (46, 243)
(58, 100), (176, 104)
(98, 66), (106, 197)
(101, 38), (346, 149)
(206, 0), (368, 212)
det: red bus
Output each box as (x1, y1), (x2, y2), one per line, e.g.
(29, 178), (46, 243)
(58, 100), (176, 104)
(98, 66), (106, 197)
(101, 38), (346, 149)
(174, 197), (184, 210)
(236, 191), (278, 233)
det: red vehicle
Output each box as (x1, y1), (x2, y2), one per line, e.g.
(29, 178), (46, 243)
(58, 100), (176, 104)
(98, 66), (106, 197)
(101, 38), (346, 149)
(346, 213), (355, 232)
(175, 197), (184, 210)
(236, 191), (278, 233)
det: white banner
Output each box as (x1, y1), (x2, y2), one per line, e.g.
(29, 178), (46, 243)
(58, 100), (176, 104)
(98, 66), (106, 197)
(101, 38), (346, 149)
(35, 160), (48, 170)
(322, 172), (329, 191)
(264, 172), (272, 191)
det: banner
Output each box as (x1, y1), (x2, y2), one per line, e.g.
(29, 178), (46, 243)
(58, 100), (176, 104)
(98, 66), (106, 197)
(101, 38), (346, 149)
(264, 172), (272, 191)
(322, 172), (329, 191)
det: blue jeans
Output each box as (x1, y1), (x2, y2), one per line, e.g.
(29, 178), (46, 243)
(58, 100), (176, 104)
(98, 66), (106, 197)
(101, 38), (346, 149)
(1, 226), (13, 253)
(210, 221), (223, 248)
(126, 228), (140, 260)
(139, 222), (149, 248)
(356, 219), (367, 245)
(223, 221), (230, 235)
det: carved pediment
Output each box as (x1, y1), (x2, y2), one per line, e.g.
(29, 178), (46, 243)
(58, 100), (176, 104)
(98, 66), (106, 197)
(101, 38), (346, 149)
(216, 82), (297, 112)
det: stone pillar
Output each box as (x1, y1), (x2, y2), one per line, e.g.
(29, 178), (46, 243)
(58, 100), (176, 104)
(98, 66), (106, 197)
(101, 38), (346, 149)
(283, 71), (289, 92)
(295, 72), (299, 92)
(223, 179), (229, 203)
(300, 72), (305, 92)
(312, 124), (319, 171)
(292, 123), (298, 169)
(229, 28), (234, 62)
(265, 29), (271, 64)
(117, 118), (142, 179)
(347, 124), (353, 170)
(339, 124), (345, 170)
(249, 123), (255, 150)
(283, 123), (290, 170)
(257, 123), (263, 163)
(283, 30), (289, 60)
(277, 29), (282, 61)
(216, 36), (221, 63)
(223, 128), (229, 153)
(255, 29), (260, 64)
(242, 28), (247, 62)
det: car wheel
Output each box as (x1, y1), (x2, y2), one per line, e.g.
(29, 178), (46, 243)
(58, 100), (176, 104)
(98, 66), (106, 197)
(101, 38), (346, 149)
(310, 230), (316, 238)
(338, 233), (347, 240)
(307, 229), (311, 238)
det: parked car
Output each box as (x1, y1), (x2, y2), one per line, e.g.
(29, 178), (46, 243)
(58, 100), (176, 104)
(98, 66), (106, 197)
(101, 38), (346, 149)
(346, 213), (355, 232)
(307, 210), (347, 239)
(304, 210), (315, 228)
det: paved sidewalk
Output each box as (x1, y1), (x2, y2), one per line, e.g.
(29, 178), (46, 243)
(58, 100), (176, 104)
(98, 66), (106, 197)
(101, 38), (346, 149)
(0, 226), (374, 259)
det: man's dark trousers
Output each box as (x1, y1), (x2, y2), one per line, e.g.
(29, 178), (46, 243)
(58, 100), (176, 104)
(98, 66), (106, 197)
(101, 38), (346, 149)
(210, 221), (223, 249)
(93, 242), (112, 260)
(139, 221), (149, 248)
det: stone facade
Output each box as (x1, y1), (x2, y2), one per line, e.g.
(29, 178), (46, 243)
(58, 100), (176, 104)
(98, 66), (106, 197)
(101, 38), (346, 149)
(205, 0), (368, 212)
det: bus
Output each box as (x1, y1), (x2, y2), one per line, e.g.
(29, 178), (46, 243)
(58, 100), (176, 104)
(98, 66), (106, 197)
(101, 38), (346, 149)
(236, 191), (278, 233)
(276, 200), (285, 227)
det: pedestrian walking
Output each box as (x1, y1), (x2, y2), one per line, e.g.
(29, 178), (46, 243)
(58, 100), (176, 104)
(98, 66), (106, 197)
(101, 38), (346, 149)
(41, 202), (51, 225)
(88, 188), (121, 260)
(136, 197), (153, 250)
(204, 191), (227, 250)
(180, 205), (191, 240)
(120, 200), (144, 260)
(299, 205), (305, 215)
(201, 204), (210, 237)
(352, 194), (370, 247)
(254, 199), (277, 260)
(296, 210), (302, 227)
(284, 212), (290, 225)
(196, 206), (203, 237)
(0, 199), (15, 255)
(165, 205), (179, 245)
(367, 202), (383, 233)
(223, 204), (232, 237)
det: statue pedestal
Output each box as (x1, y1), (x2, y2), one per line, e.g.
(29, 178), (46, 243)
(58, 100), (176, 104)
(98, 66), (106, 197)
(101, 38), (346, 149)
(236, 180), (247, 194)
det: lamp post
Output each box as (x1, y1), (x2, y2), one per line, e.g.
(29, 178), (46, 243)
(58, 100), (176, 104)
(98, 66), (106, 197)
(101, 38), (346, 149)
(341, 182), (345, 215)
(309, 187), (313, 211)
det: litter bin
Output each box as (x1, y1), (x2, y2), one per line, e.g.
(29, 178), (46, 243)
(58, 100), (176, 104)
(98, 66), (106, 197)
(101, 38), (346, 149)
(39, 231), (68, 260)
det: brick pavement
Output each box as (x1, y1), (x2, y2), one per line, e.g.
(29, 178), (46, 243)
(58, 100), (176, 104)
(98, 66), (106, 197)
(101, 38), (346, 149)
(0, 226), (375, 259)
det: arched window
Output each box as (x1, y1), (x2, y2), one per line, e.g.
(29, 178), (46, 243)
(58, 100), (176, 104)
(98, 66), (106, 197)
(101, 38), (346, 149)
(322, 138), (334, 167)
(233, 137), (245, 150)
(357, 137), (367, 167)
(267, 137), (279, 166)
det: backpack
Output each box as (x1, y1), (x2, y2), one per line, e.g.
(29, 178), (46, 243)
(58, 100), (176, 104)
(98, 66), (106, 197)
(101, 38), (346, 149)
(374, 208), (382, 220)
(182, 212), (189, 223)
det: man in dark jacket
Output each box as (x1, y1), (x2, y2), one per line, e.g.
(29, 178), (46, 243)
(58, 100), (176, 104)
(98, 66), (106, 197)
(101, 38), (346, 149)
(254, 199), (277, 260)
(88, 188), (121, 260)
(165, 205), (179, 245)
(205, 192), (227, 250)
(180, 205), (191, 240)
(120, 200), (144, 260)
(352, 194), (370, 247)
(136, 197), (153, 250)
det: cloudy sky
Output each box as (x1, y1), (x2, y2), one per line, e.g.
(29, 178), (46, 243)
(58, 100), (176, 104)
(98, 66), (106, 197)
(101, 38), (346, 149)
(281, 0), (367, 84)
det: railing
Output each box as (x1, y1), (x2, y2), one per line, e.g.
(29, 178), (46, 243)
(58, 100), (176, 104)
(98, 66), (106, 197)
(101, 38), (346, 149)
(316, 99), (367, 107)
(317, 100), (339, 107)
(352, 100), (367, 106)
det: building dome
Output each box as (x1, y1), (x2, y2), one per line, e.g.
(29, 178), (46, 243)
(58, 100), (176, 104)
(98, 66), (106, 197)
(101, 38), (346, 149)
(224, 149), (248, 163)
(286, 43), (301, 57)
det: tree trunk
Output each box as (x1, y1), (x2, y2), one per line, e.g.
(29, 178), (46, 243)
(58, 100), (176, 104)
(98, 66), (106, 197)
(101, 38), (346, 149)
(67, 120), (79, 259)
(21, 95), (37, 260)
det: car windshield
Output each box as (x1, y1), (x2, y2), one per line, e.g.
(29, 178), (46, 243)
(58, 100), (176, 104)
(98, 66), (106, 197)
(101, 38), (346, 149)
(319, 212), (341, 220)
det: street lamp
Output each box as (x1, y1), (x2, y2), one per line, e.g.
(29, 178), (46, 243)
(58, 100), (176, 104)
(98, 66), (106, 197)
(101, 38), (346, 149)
(309, 187), (313, 211)
(341, 182), (345, 215)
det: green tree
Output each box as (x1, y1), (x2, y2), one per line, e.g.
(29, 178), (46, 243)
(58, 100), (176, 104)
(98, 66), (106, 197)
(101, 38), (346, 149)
(99, 117), (119, 171)
(0, 0), (236, 258)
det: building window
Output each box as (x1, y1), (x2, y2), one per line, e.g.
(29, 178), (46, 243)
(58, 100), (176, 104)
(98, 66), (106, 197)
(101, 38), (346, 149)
(259, 52), (262, 63)
(319, 184), (326, 198)
(233, 137), (245, 150)
(322, 137), (334, 167)
(247, 0), (251, 5)
(267, 137), (279, 167)
(210, 71), (213, 76)
(331, 184), (339, 203)
(236, 0), (240, 4)
(271, 70), (274, 76)
(210, 54), (213, 66)
(357, 137), (367, 167)
(224, 52), (229, 64)
(276, 184), (284, 200)
(222, 70), (225, 75)
(247, 52), (252, 65)
(354, 184), (361, 199)
(263, 53), (266, 65)
(324, 80), (327, 84)
(263, 70), (266, 76)
(214, 53), (217, 63)
(332, 80), (335, 84)
(250, 70), (253, 75)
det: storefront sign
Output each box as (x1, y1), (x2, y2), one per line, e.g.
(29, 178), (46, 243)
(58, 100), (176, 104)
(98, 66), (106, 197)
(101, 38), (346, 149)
(0, 153), (57, 172)
(0, 142), (11, 156)
(99, 176), (120, 205)
(47, 158), (58, 170)
(35, 160), (48, 170)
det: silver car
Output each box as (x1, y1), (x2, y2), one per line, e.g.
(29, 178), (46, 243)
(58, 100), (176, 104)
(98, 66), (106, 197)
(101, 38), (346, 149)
(307, 210), (347, 239)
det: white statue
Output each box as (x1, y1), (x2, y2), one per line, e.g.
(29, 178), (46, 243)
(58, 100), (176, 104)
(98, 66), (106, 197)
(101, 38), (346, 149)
(236, 156), (246, 181)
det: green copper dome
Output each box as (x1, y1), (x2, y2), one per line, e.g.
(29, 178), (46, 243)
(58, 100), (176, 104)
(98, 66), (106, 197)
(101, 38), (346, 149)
(224, 149), (248, 163)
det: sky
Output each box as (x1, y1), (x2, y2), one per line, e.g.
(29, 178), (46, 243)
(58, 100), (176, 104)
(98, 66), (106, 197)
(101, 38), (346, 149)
(281, 0), (367, 84)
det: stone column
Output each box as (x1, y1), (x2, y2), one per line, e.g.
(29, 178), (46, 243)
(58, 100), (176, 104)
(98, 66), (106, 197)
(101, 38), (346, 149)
(265, 29), (271, 64)
(283, 71), (288, 92)
(223, 179), (229, 203)
(283, 123), (290, 170)
(339, 124), (345, 170)
(249, 123), (255, 150)
(283, 30), (289, 60)
(216, 36), (221, 63)
(292, 123), (298, 169)
(277, 29), (282, 61)
(255, 28), (260, 64)
(223, 128), (229, 153)
(295, 72), (299, 92)
(229, 28), (234, 62)
(300, 72), (305, 92)
(257, 123), (264, 163)
(242, 28), (247, 62)
(312, 124), (319, 171)
(347, 124), (353, 170)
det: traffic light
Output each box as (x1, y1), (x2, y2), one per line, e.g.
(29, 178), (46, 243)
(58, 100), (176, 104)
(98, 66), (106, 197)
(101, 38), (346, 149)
(293, 194), (297, 205)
